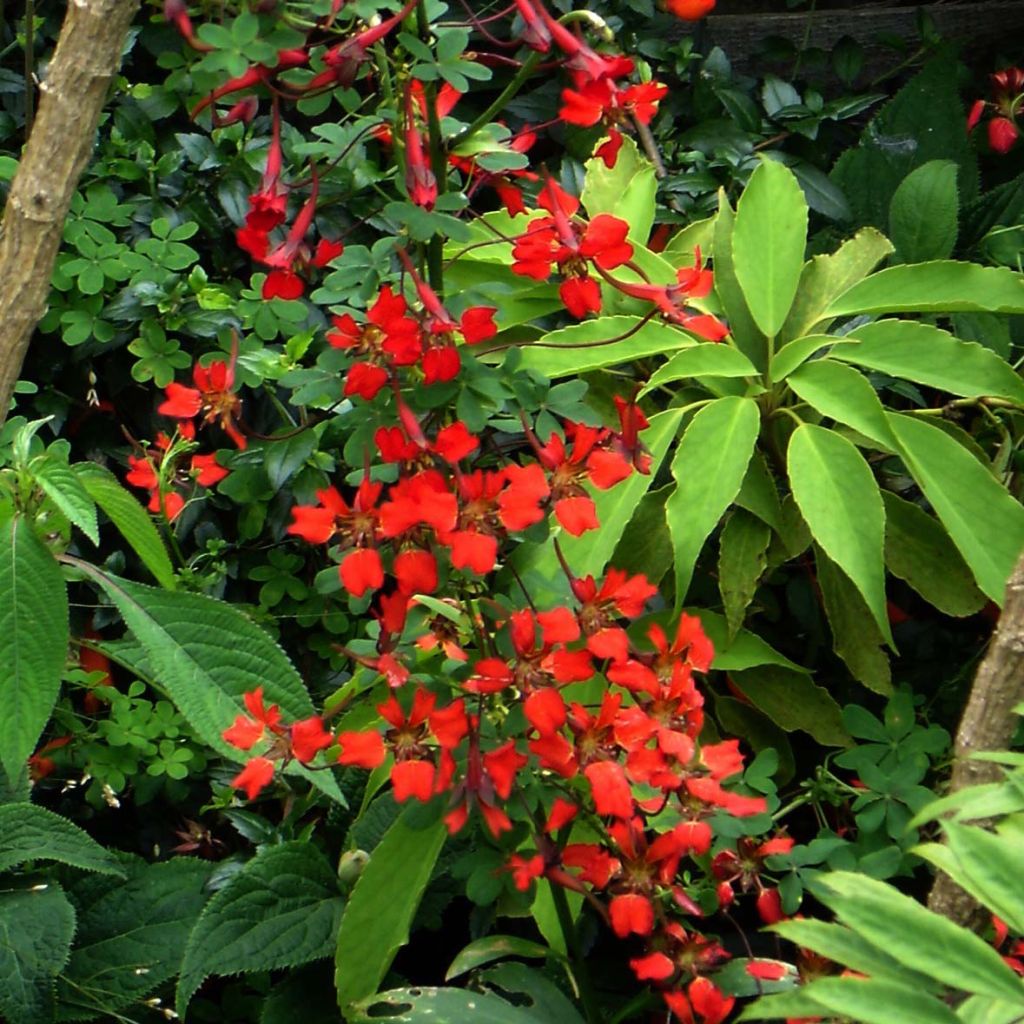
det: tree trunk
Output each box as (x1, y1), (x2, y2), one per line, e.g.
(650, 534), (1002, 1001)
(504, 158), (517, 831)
(0, 0), (140, 423)
(927, 554), (1024, 929)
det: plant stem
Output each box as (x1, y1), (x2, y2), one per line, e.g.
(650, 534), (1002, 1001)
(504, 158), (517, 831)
(450, 48), (542, 151)
(549, 881), (604, 1024)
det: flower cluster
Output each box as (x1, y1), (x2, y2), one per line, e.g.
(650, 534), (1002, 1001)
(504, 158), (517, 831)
(968, 66), (1024, 154)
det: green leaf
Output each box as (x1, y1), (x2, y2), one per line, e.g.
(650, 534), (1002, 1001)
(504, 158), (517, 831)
(889, 160), (959, 262)
(75, 566), (340, 799)
(477, 962), (586, 1024)
(770, 334), (833, 382)
(641, 344), (758, 394)
(263, 430), (318, 490)
(882, 492), (986, 617)
(734, 451), (783, 531)
(694, 610), (810, 674)
(787, 359), (897, 448)
(887, 413), (1024, 603)
(796, 977), (962, 1024)
(813, 872), (1024, 1003)
(740, 989), (831, 1021)
(516, 317), (695, 378)
(956, 994), (1024, 1024)
(715, 696), (796, 784)
(713, 192), (769, 372)
(713, 957), (798, 997)
(718, 510), (771, 640)
(610, 485), (673, 587)
(177, 842), (345, 1016)
(729, 666), (849, 745)
(335, 807), (447, 1009)
(732, 159), (808, 337)
(581, 135), (657, 244)
(0, 804), (125, 875)
(788, 424), (891, 644)
(832, 320), (1024, 404)
(0, 517), (69, 779)
(816, 548), (892, 694)
(75, 463), (176, 588)
(446, 936), (552, 981)
(666, 397), (761, 604)
(58, 857), (211, 1019)
(779, 227), (894, 342)
(35, 460), (98, 544)
(827, 262), (1024, 317)
(349, 986), (561, 1024)
(0, 886), (76, 1024)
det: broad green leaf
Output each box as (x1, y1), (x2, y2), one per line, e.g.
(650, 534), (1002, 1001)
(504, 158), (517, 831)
(936, 824), (1024, 935)
(263, 429), (318, 490)
(477, 963), (586, 1023)
(610, 485), (673, 587)
(816, 549), (892, 694)
(59, 858), (211, 1020)
(516, 316), (695, 378)
(75, 463), (176, 588)
(882, 492), (986, 617)
(788, 425), (892, 644)
(0, 804), (125, 876)
(739, 989), (831, 1021)
(827, 262), (1024, 317)
(35, 460), (98, 544)
(0, 517), (69, 779)
(0, 886), (76, 1024)
(772, 919), (940, 988)
(558, 407), (685, 579)
(335, 808), (447, 1009)
(733, 159), (808, 338)
(0, 764), (29, 805)
(641, 344), (757, 394)
(787, 359), (897, 448)
(814, 873), (1024, 1004)
(713, 957), (798, 997)
(662, 216), (715, 265)
(177, 842), (345, 1015)
(770, 334), (833, 382)
(581, 135), (657, 244)
(446, 936), (552, 981)
(349, 986), (563, 1024)
(734, 451), (783, 531)
(887, 413), (1024, 603)
(530, 878), (582, 957)
(694, 610), (810, 674)
(780, 227), (893, 341)
(730, 666), (849, 745)
(718, 510), (771, 640)
(797, 977), (962, 1024)
(889, 161), (959, 262)
(713, 192), (768, 371)
(76, 566), (340, 799)
(956, 994), (1024, 1024)
(666, 397), (761, 603)
(833, 320), (1024, 404)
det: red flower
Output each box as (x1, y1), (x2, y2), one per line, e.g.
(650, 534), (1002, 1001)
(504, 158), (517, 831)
(231, 756), (276, 800)
(664, 977), (734, 1024)
(223, 687), (283, 750)
(159, 350), (246, 449)
(664, 0), (716, 20)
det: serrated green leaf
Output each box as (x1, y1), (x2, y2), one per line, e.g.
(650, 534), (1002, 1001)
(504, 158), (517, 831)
(788, 424), (892, 644)
(887, 413), (1024, 603)
(0, 804), (125, 876)
(446, 936), (552, 981)
(832, 320), (1024, 404)
(75, 565), (339, 801)
(667, 397), (760, 604)
(35, 461), (98, 544)
(889, 160), (959, 262)
(816, 548), (892, 694)
(641, 344), (758, 394)
(718, 510), (770, 639)
(58, 858), (211, 1020)
(516, 316), (695, 378)
(827, 262), (1024, 317)
(335, 808), (447, 1009)
(74, 463), (176, 588)
(177, 842), (344, 1016)
(882, 492), (986, 617)
(0, 517), (69, 779)
(732, 159), (808, 338)
(813, 872), (1024, 1004)
(787, 359), (897, 448)
(730, 666), (849, 745)
(0, 886), (76, 1024)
